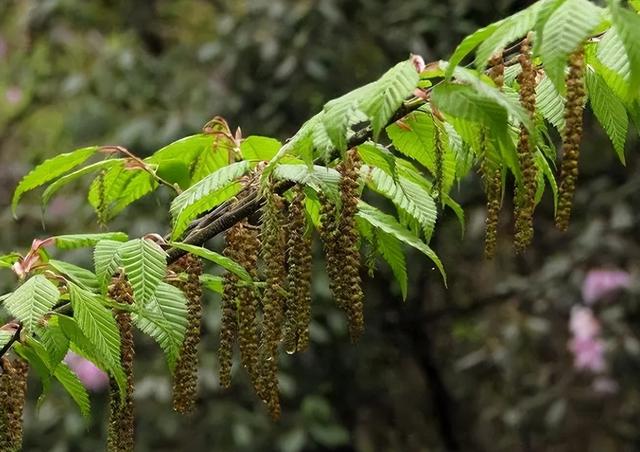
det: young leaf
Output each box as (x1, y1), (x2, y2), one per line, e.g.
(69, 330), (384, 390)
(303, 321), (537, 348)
(536, 74), (566, 131)
(608, 0), (640, 96)
(375, 229), (408, 300)
(2, 274), (59, 332)
(118, 239), (167, 305)
(241, 136), (282, 161)
(169, 242), (252, 282)
(132, 282), (187, 371)
(53, 363), (91, 418)
(272, 164), (340, 195)
(52, 232), (128, 250)
(0, 253), (21, 269)
(0, 330), (14, 350)
(48, 260), (100, 292)
(41, 159), (119, 207)
(170, 161), (251, 239)
(356, 201), (446, 283)
(200, 274), (224, 294)
(94, 239), (124, 292)
(12, 146), (98, 216)
(586, 68), (629, 163)
(38, 317), (70, 369)
(446, 22), (501, 79)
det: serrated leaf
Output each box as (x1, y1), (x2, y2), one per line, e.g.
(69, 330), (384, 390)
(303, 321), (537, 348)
(375, 230), (408, 300)
(356, 142), (397, 178)
(13, 341), (52, 396)
(0, 330), (14, 350)
(169, 242), (252, 282)
(49, 260), (100, 292)
(132, 282), (187, 371)
(539, 0), (603, 92)
(446, 22), (501, 79)
(94, 240), (124, 292)
(68, 284), (124, 393)
(12, 146), (98, 216)
(586, 68), (629, 162)
(42, 159), (119, 207)
(119, 239), (167, 305)
(241, 136), (283, 161)
(359, 60), (420, 137)
(0, 253), (21, 269)
(608, 0), (640, 96)
(363, 166), (437, 240)
(170, 161), (251, 239)
(356, 201), (446, 283)
(52, 232), (128, 250)
(475, 1), (544, 69)
(272, 164), (340, 196)
(53, 363), (91, 418)
(536, 74), (566, 130)
(38, 317), (70, 369)
(2, 275), (59, 332)
(322, 83), (377, 151)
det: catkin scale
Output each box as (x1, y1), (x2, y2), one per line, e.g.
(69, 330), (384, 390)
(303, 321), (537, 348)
(107, 277), (135, 452)
(513, 35), (538, 252)
(169, 254), (204, 414)
(555, 48), (586, 231)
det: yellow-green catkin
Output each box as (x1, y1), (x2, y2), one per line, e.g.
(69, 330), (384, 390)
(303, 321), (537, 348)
(514, 35), (538, 252)
(0, 357), (28, 452)
(482, 52), (505, 259)
(556, 48), (586, 231)
(169, 254), (204, 414)
(107, 277), (135, 452)
(96, 169), (107, 226)
(234, 222), (262, 393)
(259, 190), (287, 419)
(219, 229), (240, 390)
(283, 188), (312, 353)
(319, 193), (343, 310)
(336, 149), (364, 342)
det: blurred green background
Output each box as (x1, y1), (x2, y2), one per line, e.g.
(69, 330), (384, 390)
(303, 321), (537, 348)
(1, 1), (640, 451)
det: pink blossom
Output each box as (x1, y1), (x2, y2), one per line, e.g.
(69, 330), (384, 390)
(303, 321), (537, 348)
(64, 352), (109, 392)
(582, 269), (631, 305)
(568, 336), (606, 372)
(569, 306), (600, 339)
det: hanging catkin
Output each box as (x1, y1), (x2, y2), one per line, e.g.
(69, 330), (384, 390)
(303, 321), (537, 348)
(0, 357), (28, 452)
(234, 222), (262, 393)
(259, 190), (287, 419)
(107, 277), (135, 452)
(482, 52), (505, 259)
(283, 188), (313, 353)
(555, 48), (586, 231)
(169, 254), (203, 414)
(513, 35), (538, 252)
(218, 229), (240, 390)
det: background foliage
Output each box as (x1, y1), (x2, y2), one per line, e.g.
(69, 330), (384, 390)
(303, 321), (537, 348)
(1, 0), (639, 451)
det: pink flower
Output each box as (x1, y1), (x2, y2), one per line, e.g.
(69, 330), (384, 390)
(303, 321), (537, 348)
(569, 306), (600, 339)
(568, 336), (606, 372)
(64, 352), (109, 392)
(582, 269), (631, 305)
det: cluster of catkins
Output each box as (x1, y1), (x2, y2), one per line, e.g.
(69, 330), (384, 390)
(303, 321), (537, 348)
(556, 48), (586, 231)
(217, 149), (364, 419)
(0, 357), (28, 452)
(513, 34), (538, 252)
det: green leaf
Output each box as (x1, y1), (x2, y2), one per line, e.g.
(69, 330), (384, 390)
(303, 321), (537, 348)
(48, 260), (100, 292)
(241, 136), (282, 161)
(539, 0), (603, 92)
(375, 230), (408, 300)
(94, 240), (124, 293)
(53, 363), (91, 418)
(170, 161), (251, 239)
(38, 317), (70, 369)
(132, 282), (187, 371)
(68, 284), (123, 382)
(42, 159), (119, 207)
(52, 232), (128, 250)
(13, 341), (52, 395)
(608, 0), (640, 96)
(356, 142), (397, 178)
(586, 68), (629, 163)
(148, 134), (214, 163)
(0, 329), (14, 350)
(446, 22), (501, 79)
(356, 201), (446, 283)
(322, 83), (377, 151)
(359, 60), (420, 137)
(200, 274), (224, 294)
(272, 164), (340, 196)
(155, 159), (191, 190)
(169, 242), (253, 282)
(475, 1), (544, 69)
(363, 166), (437, 240)
(118, 239), (167, 305)
(536, 74), (566, 130)
(12, 146), (98, 216)
(2, 275), (59, 332)
(0, 253), (21, 269)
